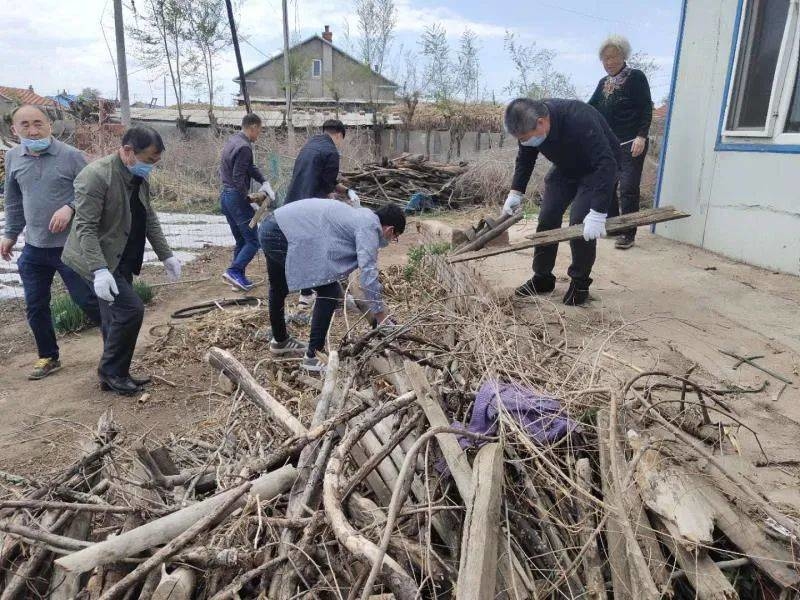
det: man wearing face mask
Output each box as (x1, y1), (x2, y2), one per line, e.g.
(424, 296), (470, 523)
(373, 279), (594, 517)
(1, 105), (101, 380)
(502, 98), (621, 305)
(62, 126), (181, 395)
(282, 119), (359, 310)
(258, 198), (404, 373)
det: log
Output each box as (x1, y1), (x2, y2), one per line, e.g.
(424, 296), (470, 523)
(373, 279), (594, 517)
(205, 347), (306, 436)
(55, 466), (298, 574)
(448, 206), (690, 264)
(575, 458), (607, 600)
(456, 443), (504, 600)
(452, 212), (523, 255)
(49, 512), (92, 600)
(151, 567), (195, 600)
(653, 516), (738, 600)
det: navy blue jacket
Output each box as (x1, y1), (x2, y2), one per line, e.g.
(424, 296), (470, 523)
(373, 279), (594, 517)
(284, 134), (340, 204)
(219, 132), (265, 198)
(511, 99), (621, 212)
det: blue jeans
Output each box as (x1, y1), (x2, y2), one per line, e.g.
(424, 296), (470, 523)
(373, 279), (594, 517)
(16, 244), (101, 359)
(220, 188), (259, 274)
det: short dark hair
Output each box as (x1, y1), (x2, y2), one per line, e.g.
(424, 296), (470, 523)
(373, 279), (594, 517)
(242, 113), (262, 128)
(375, 204), (406, 235)
(10, 104), (51, 122)
(121, 125), (165, 153)
(322, 119), (346, 138)
(504, 98), (550, 136)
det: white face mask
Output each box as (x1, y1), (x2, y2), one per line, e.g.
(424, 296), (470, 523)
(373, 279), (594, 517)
(521, 134), (547, 147)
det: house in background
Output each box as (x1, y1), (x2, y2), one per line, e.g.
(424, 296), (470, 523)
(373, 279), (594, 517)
(656, 0), (800, 275)
(0, 85), (58, 119)
(235, 26), (397, 112)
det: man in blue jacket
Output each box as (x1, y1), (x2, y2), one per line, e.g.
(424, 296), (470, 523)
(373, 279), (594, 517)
(501, 98), (621, 305)
(219, 113), (274, 291)
(283, 119), (359, 308)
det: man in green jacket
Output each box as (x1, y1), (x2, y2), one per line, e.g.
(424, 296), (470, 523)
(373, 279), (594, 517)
(62, 126), (181, 396)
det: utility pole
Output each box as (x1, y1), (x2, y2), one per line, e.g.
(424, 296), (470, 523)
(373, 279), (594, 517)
(225, 0), (251, 113)
(163, 74), (167, 107)
(282, 0), (295, 148)
(113, 0), (130, 126)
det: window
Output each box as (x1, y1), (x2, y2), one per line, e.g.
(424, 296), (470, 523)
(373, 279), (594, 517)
(722, 0), (800, 140)
(312, 59), (322, 78)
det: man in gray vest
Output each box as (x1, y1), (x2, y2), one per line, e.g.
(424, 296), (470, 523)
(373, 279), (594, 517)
(1, 105), (100, 380)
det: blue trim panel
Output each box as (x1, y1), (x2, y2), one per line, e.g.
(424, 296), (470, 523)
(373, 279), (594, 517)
(715, 141), (800, 152)
(652, 0), (690, 233)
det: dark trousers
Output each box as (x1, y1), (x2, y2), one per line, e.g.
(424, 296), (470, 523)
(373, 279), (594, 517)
(220, 188), (259, 274)
(533, 168), (613, 284)
(259, 218), (341, 358)
(97, 270), (145, 378)
(17, 244), (100, 360)
(608, 139), (648, 238)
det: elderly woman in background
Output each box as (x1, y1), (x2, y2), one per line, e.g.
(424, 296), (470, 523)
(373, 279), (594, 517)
(589, 35), (653, 250)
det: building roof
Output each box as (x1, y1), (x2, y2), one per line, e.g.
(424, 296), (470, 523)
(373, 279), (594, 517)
(115, 106), (402, 128)
(236, 35), (399, 89)
(48, 92), (78, 109)
(653, 104), (668, 120)
(0, 86), (57, 107)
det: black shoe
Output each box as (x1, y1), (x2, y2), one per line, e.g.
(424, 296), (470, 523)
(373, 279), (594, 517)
(99, 374), (141, 396)
(515, 274), (556, 297)
(615, 235), (635, 250)
(563, 278), (592, 306)
(128, 374), (151, 387)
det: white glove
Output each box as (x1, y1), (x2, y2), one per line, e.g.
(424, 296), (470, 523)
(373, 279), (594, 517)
(582, 209), (607, 241)
(163, 256), (182, 282)
(346, 188), (361, 208)
(502, 191), (523, 216)
(259, 181), (275, 200)
(93, 268), (119, 303)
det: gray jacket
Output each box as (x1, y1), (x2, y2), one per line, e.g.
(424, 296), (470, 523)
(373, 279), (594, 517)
(3, 139), (87, 247)
(273, 198), (385, 313)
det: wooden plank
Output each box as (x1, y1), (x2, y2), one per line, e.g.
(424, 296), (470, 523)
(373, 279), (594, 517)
(448, 207), (690, 264)
(456, 443), (504, 600)
(452, 212), (524, 255)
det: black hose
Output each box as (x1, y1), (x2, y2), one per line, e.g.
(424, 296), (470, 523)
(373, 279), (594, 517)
(170, 296), (264, 319)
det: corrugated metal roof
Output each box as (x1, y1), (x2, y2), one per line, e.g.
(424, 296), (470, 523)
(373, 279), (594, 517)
(0, 86), (57, 107)
(117, 107), (401, 128)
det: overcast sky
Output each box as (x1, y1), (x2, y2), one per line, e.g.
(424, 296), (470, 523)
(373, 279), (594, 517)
(3, 0), (680, 107)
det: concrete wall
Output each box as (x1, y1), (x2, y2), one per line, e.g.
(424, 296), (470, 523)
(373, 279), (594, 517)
(658, 0), (800, 275)
(389, 129), (508, 161)
(247, 38), (395, 105)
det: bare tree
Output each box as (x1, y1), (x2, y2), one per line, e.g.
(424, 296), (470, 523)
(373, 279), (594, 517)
(628, 51), (661, 81)
(355, 0), (397, 76)
(504, 31), (577, 99)
(129, 0), (195, 129)
(457, 28), (481, 103)
(393, 47), (427, 151)
(420, 23), (454, 105)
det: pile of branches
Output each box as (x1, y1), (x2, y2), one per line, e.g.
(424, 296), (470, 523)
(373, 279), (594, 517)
(341, 153), (481, 209)
(0, 258), (798, 599)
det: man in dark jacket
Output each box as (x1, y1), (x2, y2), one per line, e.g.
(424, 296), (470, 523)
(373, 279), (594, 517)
(283, 119), (359, 308)
(501, 98), (621, 305)
(219, 113), (274, 291)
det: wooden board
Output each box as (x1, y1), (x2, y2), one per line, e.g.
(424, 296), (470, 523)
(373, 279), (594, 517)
(448, 207), (690, 264)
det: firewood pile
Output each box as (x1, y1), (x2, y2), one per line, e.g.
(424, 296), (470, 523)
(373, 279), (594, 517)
(0, 261), (798, 599)
(340, 154), (481, 209)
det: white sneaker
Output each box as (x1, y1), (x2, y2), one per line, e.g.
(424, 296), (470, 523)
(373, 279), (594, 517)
(269, 337), (308, 356)
(297, 293), (315, 310)
(301, 355), (326, 373)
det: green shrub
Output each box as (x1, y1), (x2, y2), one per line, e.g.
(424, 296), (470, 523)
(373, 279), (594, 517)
(404, 242), (451, 280)
(51, 280), (154, 334)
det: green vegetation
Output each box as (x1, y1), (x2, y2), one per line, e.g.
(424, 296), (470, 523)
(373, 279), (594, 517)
(51, 280), (154, 334)
(404, 242), (451, 280)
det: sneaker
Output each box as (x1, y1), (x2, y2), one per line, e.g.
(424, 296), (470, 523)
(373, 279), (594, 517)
(515, 274), (556, 297)
(240, 273), (255, 289)
(615, 235), (635, 250)
(563, 278), (592, 306)
(269, 336), (308, 356)
(223, 269), (250, 292)
(297, 293), (315, 310)
(301, 355), (326, 373)
(29, 358), (62, 380)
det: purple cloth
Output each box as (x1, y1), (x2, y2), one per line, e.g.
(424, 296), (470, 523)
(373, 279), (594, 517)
(456, 380), (579, 448)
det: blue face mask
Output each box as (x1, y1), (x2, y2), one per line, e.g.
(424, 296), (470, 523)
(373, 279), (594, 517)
(521, 134), (546, 148)
(21, 137), (51, 153)
(128, 161), (155, 179)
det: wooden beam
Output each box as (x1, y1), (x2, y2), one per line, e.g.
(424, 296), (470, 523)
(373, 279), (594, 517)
(456, 443), (504, 600)
(452, 212), (524, 255)
(448, 207), (690, 264)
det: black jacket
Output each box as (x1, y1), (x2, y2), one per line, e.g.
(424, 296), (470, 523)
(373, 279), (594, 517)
(284, 134), (340, 204)
(511, 99), (621, 212)
(588, 65), (653, 142)
(219, 132), (265, 198)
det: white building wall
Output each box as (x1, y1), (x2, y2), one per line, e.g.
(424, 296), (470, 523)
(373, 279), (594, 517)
(658, 0), (800, 275)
